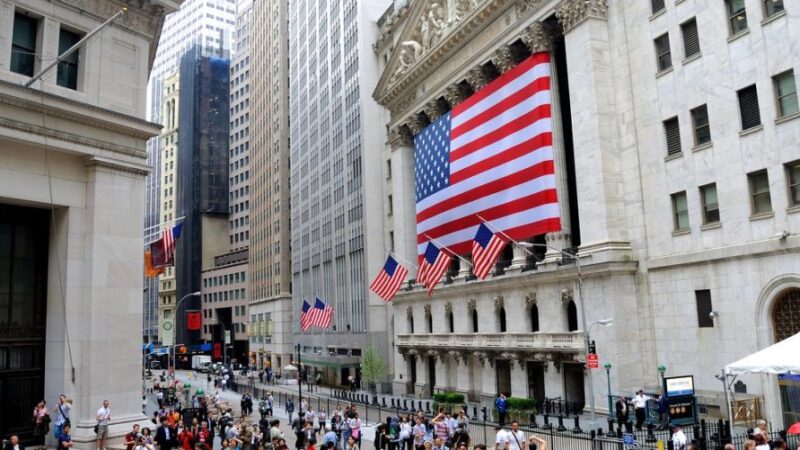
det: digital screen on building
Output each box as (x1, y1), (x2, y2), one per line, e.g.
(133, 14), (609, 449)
(665, 376), (695, 396)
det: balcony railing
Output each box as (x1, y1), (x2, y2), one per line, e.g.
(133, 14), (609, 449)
(396, 332), (584, 353)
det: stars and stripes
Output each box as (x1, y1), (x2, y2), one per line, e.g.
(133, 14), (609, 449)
(370, 256), (409, 302)
(414, 52), (561, 259)
(146, 222), (184, 275)
(416, 242), (452, 296)
(163, 222), (183, 261)
(471, 223), (510, 279)
(300, 297), (334, 332)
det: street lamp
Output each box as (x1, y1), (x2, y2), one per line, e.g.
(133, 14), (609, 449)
(518, 242), (609, 431)
(172, 291), (201, 373)
(604, 363), (613, 415)
(658, 365), (667, 388)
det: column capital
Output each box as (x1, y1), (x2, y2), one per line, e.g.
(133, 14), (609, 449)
(521, 22), (556, 54)
(493, 46), (516, 74)
(465, 66), (489, 92)
(406, 114), (426, 135)
(423, 99), (448, 121)
(444, 83), (469, 107)
(388, 125), (414, 149)
(556, 0), (608, 33)
(525, 292), (537, 309)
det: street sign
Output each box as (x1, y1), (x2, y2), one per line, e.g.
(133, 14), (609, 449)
(623, 433), (635, 446)
(224, 330), (231, 345)
(587, 353), (599, 369)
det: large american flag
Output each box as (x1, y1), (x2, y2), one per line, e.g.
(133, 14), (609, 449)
(415, 52), (560, 258)
(370, 256), (409, 302)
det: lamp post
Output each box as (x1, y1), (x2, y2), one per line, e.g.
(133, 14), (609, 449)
(518, 242), (611, 431)
(296, 343), (304, 421)
(604, 363), (612, 415)
(172, 291), (201, 373)
(658, 365), (667, 389)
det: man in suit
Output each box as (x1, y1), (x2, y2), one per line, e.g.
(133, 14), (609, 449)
(3, 435), (24, 450)
(156, 417), (177, 450)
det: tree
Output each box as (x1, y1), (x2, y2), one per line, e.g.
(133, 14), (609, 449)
(360, 346), (388, 394)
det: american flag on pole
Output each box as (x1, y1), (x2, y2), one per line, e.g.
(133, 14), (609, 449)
(414, 52), (560, 258)
(416, 242), (452, 295)
(471, 223), (510, 279)
(299, 300), (313, 332)
(310, 297), (333, 329)
(149, 222), (183, 269)
(370, 256), (409, 302)
(162, 222), (183, 262)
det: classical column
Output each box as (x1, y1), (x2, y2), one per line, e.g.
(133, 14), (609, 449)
(522, 22), (573, 265)
(478, 353), (497, 404)
(507, 356), (528, 398)
(493, 46), (516, 74)
(453, 353), (471, 397)
(388, 125), (419, 270)
(507, 246), (529, 272)
(434, 352), (449, 393)
(415, 354), (431, 398)
(394, 350), (410, 395)
(556, 0), (630, 263)
(457, 254), (471, 279)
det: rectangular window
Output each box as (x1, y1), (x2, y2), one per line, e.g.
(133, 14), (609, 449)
(387, 195), (393, 216)
(654, 33), (672, 72)
(695, 290), (714, 328)
(748, 170), (772, 215)
(664, 117), (682, 155)
(651, 0), (665, 14)
(691, 105), (711, 146)
(786, 161), (800, 207)
(773, 71), (799, 117)
(726, 0), (748, 34)
(11, 12), (38, 76)
(700, 183), (720, 224)
(738, 85), (762, 130)
(672, 191), (689, 231)
(681, 19), (700, 59)
(764, 0), (784, 18)
(57, 28), (81, 89)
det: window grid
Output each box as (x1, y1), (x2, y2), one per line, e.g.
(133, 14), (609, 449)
(664, 117), (682, 155)
(764, 0), (784, 18)
(672, 191), (689, 231)
(786, 161), (800, 207)
(738, 85), (762, 130)
(700, 183), (719, 225)
(726, 0), (748, 34)
(681, 19), (700, 59)
(691, 105), (711, 146)
(654, 33), (672, 72)
(748, 170), (772, 215)
(774, 71), (799, 118)
(651, 0), (665, 14)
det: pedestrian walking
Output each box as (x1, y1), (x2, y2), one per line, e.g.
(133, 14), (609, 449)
(632, 390), (647, 431)
(286, 399), (295, 424)
(96, 400), (111, 450)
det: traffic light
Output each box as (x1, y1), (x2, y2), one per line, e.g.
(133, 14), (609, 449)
(588, 340), (597, 354)
(179, 345), (188, 354)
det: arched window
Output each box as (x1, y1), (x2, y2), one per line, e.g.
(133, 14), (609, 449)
(426, 311), (433, 333)
(472, 309), (479, 333)
(530, 304), (540, 332)
(773, 288), (800, 342)
(567, 300), (578, 332)
(499, 306), (507, 332)
(408, 314), (414, 334)
(448, 311), (454, 333)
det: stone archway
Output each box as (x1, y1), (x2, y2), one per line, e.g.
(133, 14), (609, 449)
(754, 275), (800, 429)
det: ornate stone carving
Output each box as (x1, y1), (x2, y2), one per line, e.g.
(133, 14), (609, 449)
(521, 22), (552, 54)
(494, 295), (504, 310)
(465, 66), (489, 92)
(406, 306), (413, 319)
(515, 0), (546, 16)
(406, 114), (426, 135)
(424, 304), (432, 315)
(421, 1), (447, 49)
(499, 352), (518, 369)
(453, 0), (478, 21)
(525, 292), (537, 309)
(561, 288), (573, 304)
(493, 46), (516, 74)
(388, 126), (414, 148)
(424, 99), (448, 121)
(444, 83), (469, 107)
(391, 41), (425, 84)
(467, 298), (477, 311)
(474, 351), (488, 367)
(556, 0), (608, 34)
(444, 301), (453, 314)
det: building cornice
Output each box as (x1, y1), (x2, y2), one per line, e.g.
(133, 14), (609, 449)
(84, 155), (151, 177)
(554, 0), (608, 33)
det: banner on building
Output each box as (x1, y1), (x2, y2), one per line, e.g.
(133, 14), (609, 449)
(186, 311), (202, 330)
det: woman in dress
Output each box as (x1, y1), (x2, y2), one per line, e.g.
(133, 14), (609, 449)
(32, 401), (49, 450)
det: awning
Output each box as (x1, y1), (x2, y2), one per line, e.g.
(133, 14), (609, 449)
(301, 354), (361, 368)
(725, 331), (800, 375)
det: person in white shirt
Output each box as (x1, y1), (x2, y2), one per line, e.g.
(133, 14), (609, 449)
(504, 421), (525, 450)
(671, 425), (687, 450)
(493, 427), (507, 450)
(632, 390), (648, 431)
(96, 400), (111, 450)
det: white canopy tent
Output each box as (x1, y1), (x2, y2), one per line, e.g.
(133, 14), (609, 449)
(722, 331), (800, 433)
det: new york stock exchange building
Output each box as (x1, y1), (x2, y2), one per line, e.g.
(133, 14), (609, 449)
(372, 0), (800, 429)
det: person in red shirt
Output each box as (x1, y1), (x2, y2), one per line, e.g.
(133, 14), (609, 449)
(124, 425), (140, 450)
(178, 428), (194, 450)
(195, 422), (212, 450)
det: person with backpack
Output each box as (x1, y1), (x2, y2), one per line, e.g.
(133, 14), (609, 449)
(52, 396), (72, 440)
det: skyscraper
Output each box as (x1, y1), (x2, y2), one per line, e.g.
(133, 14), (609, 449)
(247, 0), (293, 370)
(143, 0), (237, 344)
(287, 0), (391, 384)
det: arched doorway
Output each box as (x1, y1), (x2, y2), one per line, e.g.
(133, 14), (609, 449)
(772, 288), (800, 427)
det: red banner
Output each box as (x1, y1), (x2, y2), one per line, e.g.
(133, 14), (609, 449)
(187, 311), (202, 330)
(213, 343), (222, 359)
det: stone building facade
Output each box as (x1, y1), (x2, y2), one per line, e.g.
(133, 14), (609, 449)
(373, 0), (799, 429)
(0, 0), (176, 445)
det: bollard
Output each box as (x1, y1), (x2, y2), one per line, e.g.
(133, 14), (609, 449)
(403, 399), (408, 410)
(418, 400), (423, 411)
(590, 430), (596, 439)
(391, 398), (396, 408)
(529, 412), (537, 428)
(608, 419), (615, 435)
(557, 415), (566, 432)
(425, 401), (431, 415)
(646, 423), (657, 443)
(481, 406), (488, 422)
(473, 406), (478, 418)
(572, 415), (582, 434)
(382, 397), (387, 408)
(543, 414), (551, 430)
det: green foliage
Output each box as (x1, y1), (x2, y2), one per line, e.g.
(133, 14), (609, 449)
(433, 392), (465, 404)
(506, 397), (536, 410)
(360, 346), (388, 386)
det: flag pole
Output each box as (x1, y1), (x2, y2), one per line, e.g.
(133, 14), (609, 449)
(423, 234), (472, 267)
(475, 214), (537, 258)
(143, 216), (187, 247)
(385, 249), (419, 270)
